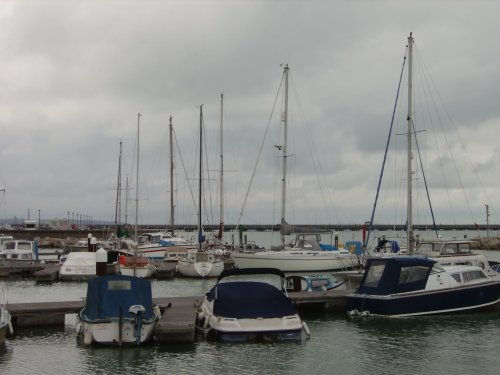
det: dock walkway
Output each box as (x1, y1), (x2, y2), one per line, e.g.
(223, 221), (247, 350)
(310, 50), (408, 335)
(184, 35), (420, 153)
(6, 290), (347, 343)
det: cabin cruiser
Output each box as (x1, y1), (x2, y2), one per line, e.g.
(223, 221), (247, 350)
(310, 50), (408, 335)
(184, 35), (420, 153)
(76, 274), (160, 346)
(346, 256), (500, 317)
(0, 240), (39, 262)
(413, 239), (499, 278)
(198, 268), (309, 342)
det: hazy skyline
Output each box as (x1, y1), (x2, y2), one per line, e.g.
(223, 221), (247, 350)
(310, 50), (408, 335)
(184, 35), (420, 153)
(0, 0), (499, 227)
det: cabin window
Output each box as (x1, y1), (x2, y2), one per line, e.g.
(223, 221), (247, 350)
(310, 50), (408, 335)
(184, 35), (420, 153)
(463, 270), (487, 282)
(398, 266), (429, 285)
(458, 243), (471, 254)
(108, 280), (132, 290)
(363, 263), (387, 287)
(416, 243), (433, 253)
(451, 273), (462, 283)
(442, 244), (457, 255)
(11, 254), (18, 259)
(18, 243), (32, 250)
(4, 242), (16, 250)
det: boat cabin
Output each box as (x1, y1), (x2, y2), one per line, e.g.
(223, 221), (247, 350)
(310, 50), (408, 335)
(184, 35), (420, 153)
(358, 257), (435, 295)
(0, 240), (38, 261)
(415, 240), (474, 256)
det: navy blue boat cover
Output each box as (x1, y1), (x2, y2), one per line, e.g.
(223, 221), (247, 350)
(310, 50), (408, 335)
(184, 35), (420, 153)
(81, 274), (155, 320)
(207, 281), (297, 319)
(358, 256), (435, 295)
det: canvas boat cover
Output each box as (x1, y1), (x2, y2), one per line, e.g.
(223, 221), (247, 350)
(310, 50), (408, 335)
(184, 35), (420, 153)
(81, 274), (155, 321)
(207, 281), (297, 319)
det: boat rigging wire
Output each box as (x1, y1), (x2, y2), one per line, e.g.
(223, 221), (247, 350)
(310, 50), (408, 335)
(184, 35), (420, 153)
(366, 46), (408, 249)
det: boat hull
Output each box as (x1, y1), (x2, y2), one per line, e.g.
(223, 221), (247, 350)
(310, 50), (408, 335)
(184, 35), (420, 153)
(77, 319), (156, 346)
(346, 280), (500, 317)
(177, 259), (224, 277)
(119, 265), (155, 278)
(231, 252), (359, 272)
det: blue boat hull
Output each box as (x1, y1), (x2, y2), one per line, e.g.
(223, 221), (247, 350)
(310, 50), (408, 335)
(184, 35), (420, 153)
(346, 281), (500, 317)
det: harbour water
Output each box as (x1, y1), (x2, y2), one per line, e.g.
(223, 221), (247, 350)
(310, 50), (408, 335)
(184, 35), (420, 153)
(1, 230), (500, 374)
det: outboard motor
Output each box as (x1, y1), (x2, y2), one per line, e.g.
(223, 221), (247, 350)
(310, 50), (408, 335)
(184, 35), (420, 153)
(128, 304), (146, 346)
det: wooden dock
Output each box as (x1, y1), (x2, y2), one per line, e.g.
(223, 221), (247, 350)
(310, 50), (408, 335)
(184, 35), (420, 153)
(5, 290), (348, 343)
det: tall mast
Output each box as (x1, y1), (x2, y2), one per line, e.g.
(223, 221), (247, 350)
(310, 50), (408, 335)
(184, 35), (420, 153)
(135, 112), (141, 244)
(125, 176), (129, 225)
(407, 33), (414, 253)
(114, 141), (123, 225)
(169, 116), (175, 235)
(198, 106), (203, 251)
(280, 64), (289, 246)
(219, 93), (224, 240)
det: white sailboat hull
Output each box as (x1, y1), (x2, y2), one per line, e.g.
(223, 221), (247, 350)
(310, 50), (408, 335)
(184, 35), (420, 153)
(231, 251), (359, 272)
(177, 258), (224, 277)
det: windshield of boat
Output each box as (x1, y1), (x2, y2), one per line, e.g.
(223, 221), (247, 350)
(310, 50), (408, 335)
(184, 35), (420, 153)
(363, 261), (387, 288)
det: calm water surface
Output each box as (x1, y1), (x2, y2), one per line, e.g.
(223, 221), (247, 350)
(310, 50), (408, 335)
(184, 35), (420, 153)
(1, 230), (499, 374)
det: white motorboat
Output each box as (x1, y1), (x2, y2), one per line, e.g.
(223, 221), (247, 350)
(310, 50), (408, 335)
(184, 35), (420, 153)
(346, 256), (500, 317)
(118, 255), (156, 278)
(76, 274), (160, 346)
(198, 268), (309, 342)
(0, 239), (39, 262)
(0, 306), (14, 344)
(414, 239), (500, 278)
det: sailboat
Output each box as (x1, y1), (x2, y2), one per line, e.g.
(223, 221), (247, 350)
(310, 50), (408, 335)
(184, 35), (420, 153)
(360, 33), (500, 275)
(346, 33), (500, 317)
(176, 105), (224, 278)
(119, 113), (156, 278)
(135, 117), (197, 262)
(231, 65), (359, 272)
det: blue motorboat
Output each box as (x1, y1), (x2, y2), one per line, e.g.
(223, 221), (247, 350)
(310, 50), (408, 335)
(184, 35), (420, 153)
(346, 256), (500, 317)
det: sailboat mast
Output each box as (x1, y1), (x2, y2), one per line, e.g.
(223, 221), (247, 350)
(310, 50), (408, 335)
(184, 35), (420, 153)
(125, 176), (129, 225)
(280, 64), (289, 246)
(407, 33), (414, 253)
(219, 93), (224, 240)
(135, 112), (141, 244)
(169, 116), (175, 236)
(198, 106), (203, 252)
(114, 141), (123, 225)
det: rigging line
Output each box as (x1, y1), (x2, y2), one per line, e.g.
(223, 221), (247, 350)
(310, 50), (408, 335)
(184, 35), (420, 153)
(411, 119), (439, 238)
(201, 114), (215, 227)
(235, 71), (285, 229)
(172, 128), (197, 217)
(289, 74), (337, 224)
(415, 48), (478, 225)
(366, 46), (408, 249)
(413, 51), (456, 225)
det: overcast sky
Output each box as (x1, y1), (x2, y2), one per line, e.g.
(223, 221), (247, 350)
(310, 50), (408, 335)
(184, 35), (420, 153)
(0, 0), (499, 227)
